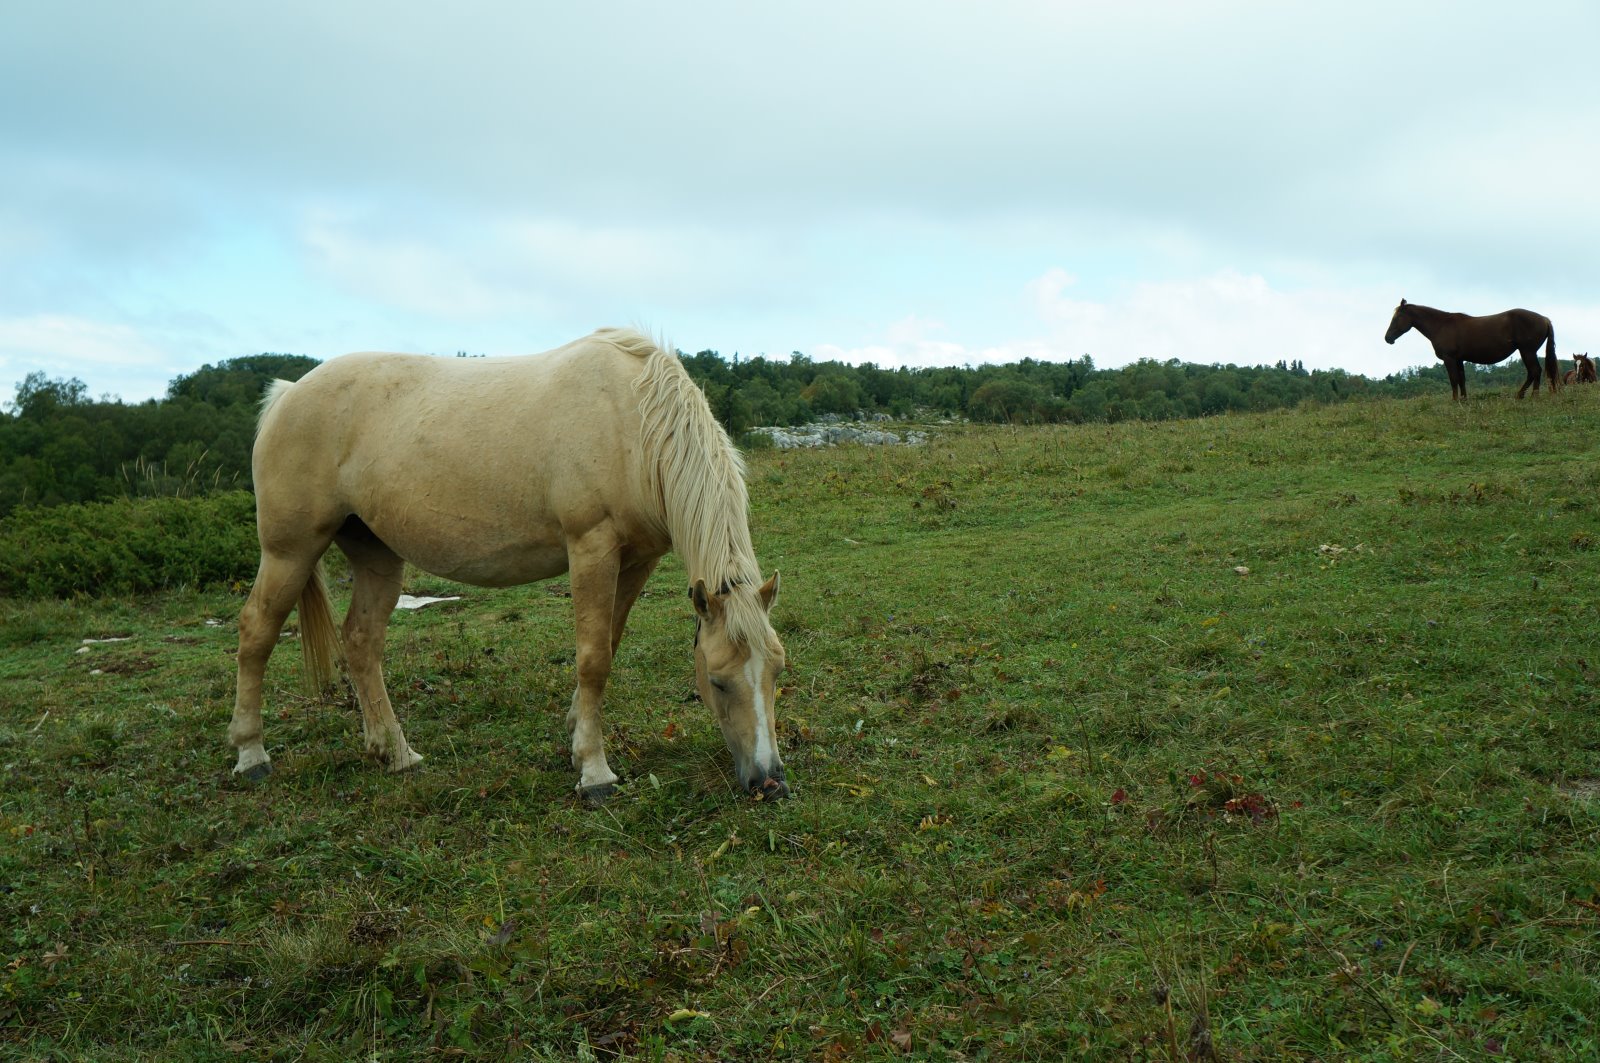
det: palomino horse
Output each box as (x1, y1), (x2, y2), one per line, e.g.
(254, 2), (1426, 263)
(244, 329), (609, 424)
(1563, 353), (1595, 385)
(228, 328), (789, 804)
(1384, 299), (1558, 400)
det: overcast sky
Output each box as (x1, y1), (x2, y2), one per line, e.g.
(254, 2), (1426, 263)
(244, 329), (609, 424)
(3, 1), (1598, 404)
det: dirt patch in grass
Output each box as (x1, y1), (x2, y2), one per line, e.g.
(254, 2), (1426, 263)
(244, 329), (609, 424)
(1558, 777), (1600, 801)
(91, 654), (159, 676)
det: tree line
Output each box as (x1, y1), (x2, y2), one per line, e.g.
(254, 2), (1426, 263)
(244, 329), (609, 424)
(0, 347), (1544, 517)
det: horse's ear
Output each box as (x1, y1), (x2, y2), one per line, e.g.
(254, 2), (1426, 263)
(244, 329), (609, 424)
(1400, 298), (1407, 306)
(690, 579), (723, 622)
(758, 571), (780, 612)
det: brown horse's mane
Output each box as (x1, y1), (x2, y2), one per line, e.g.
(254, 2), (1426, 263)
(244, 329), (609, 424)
(607, 328), (772, 647)
(1395, 301), (1456, 337)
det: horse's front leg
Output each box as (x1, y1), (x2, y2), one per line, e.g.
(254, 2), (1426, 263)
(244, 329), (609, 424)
(611, 557), (660, 655)
(566, 531), (623, 806)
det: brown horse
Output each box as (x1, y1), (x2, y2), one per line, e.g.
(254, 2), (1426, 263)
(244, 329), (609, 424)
(227, 328), (789, 805)
(1384, 299), (1558, 400)
(1563, 353), (1595, 385)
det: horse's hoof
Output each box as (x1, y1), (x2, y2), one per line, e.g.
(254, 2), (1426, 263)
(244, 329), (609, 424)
(235, 761), (272, 782)
(750, 777), (791, 802)
(579, 783), (617, 808)
(386, 750), (425, 773)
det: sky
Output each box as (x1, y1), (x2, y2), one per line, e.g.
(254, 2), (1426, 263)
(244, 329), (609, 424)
(3, 1), (1598, 404)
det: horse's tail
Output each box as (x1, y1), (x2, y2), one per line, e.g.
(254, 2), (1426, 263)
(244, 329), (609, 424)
(259, 378), (296, 431)
(297, 561), (342, 694)
(1545, 325), (1560, 388)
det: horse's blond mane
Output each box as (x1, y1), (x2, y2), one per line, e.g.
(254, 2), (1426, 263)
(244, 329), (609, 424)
(601, 328), (772, 646)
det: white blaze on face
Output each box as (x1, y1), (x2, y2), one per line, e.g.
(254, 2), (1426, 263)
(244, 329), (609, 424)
(744, 645), (776, 772)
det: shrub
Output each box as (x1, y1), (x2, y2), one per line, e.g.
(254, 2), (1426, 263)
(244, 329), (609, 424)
(739, 430), (775, 452)
(0, 491), (258, 599)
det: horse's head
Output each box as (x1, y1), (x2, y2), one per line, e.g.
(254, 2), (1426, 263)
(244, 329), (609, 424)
(1384, 299), (1413, 345)
(690, 574), (789, 799)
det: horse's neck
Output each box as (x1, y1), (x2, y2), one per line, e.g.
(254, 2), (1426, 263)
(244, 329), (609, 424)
(1406, 305), (1454, 340)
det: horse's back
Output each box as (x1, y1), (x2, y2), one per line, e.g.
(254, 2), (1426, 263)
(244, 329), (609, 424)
(250, 330), (665, 581)
(1442, 307), (1552, 360)
(1503, 308), (1551, 331)
(258, 332), (649, 451)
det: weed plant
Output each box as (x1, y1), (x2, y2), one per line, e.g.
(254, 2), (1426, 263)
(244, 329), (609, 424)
(0, 492), (258, 599)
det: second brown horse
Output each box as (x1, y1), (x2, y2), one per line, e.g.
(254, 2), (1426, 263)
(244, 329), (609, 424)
(1563, 353), (1595, 385)
(1385, 299), (1558, 400)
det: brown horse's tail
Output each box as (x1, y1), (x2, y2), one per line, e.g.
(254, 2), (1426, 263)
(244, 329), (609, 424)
(298, 561), (342, 694)
(1545, 326), (1560, 389)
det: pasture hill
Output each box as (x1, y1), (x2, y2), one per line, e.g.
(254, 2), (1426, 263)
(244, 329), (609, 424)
(3, 381), (1600, 1059)
(0, 346), (1546, 520)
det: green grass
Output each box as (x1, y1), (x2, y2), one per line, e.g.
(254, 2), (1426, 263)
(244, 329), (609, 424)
(5, 386), (1600, 1060)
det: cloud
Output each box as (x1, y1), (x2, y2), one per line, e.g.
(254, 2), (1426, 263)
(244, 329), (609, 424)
(1029, 270), (1402, 372)
(296, 208), (779, 323)
(0, 315), (168, 368)
(814, 316), (991, 369)
(812, 271), (1432, 377)
(0, 314), (178, 397)
(299, 212), (526, 319)
(2, 0), (1597, 396)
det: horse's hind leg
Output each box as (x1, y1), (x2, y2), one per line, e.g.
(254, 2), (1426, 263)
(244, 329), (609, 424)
(1517, 350), (1541, 398)
(230, 550), (322, 778)
(338, 527), (423, 772)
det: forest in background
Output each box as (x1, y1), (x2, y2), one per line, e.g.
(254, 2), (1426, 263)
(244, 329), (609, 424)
(0, 345), (1544, 517)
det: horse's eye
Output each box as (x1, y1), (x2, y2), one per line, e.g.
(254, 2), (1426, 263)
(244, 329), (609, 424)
(709, 677), (731, 693)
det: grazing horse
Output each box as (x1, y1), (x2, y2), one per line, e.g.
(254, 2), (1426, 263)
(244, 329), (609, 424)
(228, 328), (789, 804)
(1563, 352), (1596, 385)
(1384, 299), (1558, 400)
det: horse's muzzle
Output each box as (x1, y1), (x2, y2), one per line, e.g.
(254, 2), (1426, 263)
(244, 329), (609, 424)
(747, 766), (790, 801)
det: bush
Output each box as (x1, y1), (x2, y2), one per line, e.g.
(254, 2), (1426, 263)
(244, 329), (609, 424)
(0, 491), (258, 599)
(739, 430), (775, 452)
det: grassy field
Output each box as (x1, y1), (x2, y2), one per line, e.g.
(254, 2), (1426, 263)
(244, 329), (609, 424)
(4, 386), (1600, 1060)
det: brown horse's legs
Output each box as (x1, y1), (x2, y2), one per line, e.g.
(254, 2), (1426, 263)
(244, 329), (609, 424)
(229, 550), (323, 777)
(566, 529), (624, 803)
(1445, 359), (1467, 401)
(1516, 350), (1541, 399)
(338, 533), (421, 772)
